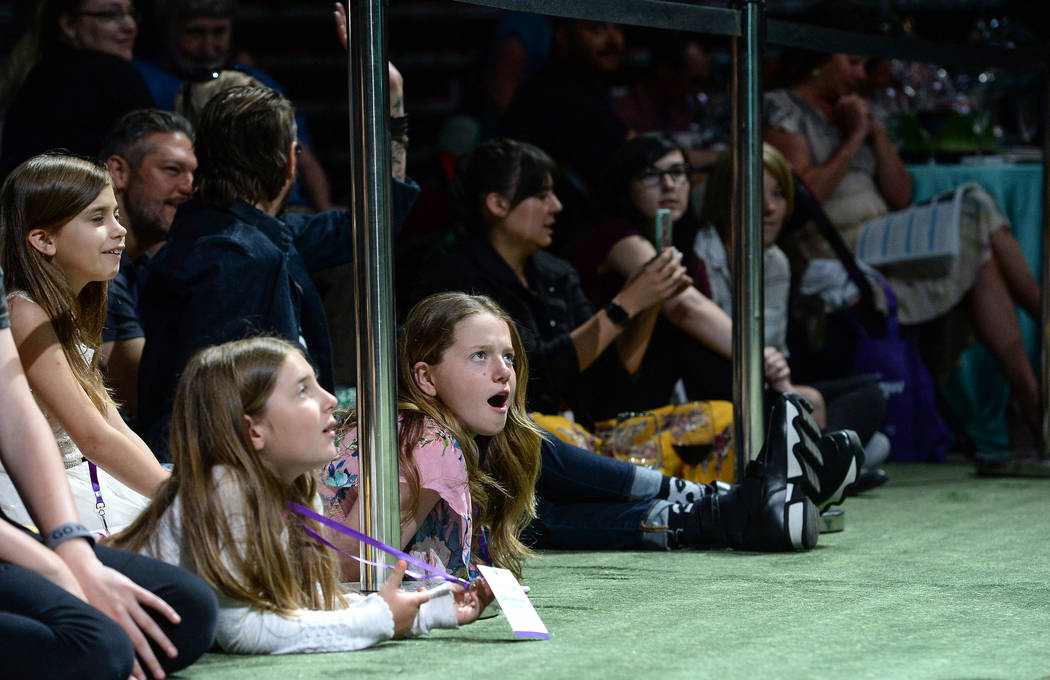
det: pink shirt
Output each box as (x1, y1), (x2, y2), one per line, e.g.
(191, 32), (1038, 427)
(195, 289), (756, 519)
(319, 415), (473, 578)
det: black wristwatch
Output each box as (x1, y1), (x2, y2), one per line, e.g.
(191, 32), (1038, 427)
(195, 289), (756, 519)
(603, 300), (630, 326)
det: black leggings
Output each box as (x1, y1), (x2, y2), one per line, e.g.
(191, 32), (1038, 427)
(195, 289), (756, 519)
(0, 517), (218, 680)
(581, 318), (885, 443)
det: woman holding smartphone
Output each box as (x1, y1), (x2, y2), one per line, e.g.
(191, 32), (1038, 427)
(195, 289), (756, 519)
(573, 132), (812, 423)
(413, 137), (690, 424)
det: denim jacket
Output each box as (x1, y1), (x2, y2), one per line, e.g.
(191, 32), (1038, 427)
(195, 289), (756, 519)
(137, 179), (419, 461)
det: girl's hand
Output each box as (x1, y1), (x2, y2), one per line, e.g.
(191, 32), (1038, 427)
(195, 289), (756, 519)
(377, 560), (429, 637)
(450, 579), (493, 625)
(473, 576), (495, 609)
(60, 544), (181, 680)
(763, 346), (792, 391)
(619, 248), (692, 315)
(450, 584), (481, 625)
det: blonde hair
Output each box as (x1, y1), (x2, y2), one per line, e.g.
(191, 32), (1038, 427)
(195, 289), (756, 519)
(393, 292), (543, 579)
(0, 153), (114, 414)
(173, 69), (264, 127)
(700, 142), (796, 245)
(109, 337), (345, 614)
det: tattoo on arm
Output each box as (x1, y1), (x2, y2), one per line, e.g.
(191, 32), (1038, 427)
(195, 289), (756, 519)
(391, 142), (406, 181)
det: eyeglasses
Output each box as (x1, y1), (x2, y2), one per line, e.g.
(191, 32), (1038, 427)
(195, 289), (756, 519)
(74, 6), (139, 23)
(635, 164), (691, 188)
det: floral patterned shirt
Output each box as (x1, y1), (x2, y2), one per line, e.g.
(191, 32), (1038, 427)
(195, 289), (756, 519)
(319, 415), (473, 580)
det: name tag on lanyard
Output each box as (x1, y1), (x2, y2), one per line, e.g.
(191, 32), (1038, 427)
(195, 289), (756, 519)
(476, 564), (550, 640)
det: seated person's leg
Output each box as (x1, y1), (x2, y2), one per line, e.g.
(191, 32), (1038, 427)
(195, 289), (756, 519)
(538, 431), (708, 505)
(96, 545), (218, 675)
(0, 560), (135, 679)
(814, 375), (885, 444)
(524, 497), (666, 550)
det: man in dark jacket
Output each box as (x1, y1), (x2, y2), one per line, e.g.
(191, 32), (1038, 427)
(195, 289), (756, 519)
(137, 81), (416, 461)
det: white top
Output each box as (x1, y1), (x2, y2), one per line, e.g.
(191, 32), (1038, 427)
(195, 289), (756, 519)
(139, 466), (459, 654)
(0, 291), (149, 535)
(3, 291), (89, 468)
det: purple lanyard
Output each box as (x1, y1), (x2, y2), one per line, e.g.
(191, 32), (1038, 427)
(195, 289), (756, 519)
(88, 461), (110, 533)
(286, 501), (470, 587)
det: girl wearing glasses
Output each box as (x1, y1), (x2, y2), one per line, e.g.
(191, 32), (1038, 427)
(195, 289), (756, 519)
(573, 132), (809, 423)
(0, 0), (154, 177)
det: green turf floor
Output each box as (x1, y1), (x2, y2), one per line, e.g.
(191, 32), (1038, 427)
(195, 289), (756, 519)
(179, 462), (1050, 680)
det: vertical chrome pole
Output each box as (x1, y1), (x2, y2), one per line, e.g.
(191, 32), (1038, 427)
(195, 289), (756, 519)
(1040, 67), (1049, 459)
(347, 0), (403, 591)
(730, 0), (766, 478)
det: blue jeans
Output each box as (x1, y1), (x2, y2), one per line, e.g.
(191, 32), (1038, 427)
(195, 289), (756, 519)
(524, 431), (663, 550)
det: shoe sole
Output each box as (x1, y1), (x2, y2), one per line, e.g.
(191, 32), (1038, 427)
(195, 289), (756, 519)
(817, 430), (864, 511)
(787, 497), (819, 550)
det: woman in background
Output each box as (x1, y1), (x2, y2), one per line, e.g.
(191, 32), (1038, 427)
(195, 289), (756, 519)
(0, 0), (154, 176)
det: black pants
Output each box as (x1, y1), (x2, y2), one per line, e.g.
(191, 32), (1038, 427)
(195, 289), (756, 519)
(583, 317), (885, 442)
(0, 516), (218, 680)
(580, 317), (734, 423)
(811, 375), (886, 445)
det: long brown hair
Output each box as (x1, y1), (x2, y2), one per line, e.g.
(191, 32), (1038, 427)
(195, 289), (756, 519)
(109, 337), (345, 614)
(0, 152), (113, 414)
(396, 292), (543, 579)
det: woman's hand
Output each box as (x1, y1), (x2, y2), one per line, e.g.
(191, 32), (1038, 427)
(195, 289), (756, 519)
(832, 94), (872, 141)
(618, 248), (692, 316)
(377, 560), (430, 637)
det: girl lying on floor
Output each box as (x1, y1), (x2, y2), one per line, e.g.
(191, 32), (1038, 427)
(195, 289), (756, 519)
(321, 291), (867, 590)
(108, 336), (485, 654)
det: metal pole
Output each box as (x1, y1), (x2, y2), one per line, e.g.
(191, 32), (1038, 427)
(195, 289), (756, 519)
(347, 0), (403, 591)
(730, 0), (765, 478)
(1040, 66), (1050, 459)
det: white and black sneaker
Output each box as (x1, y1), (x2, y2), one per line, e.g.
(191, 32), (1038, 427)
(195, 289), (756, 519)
(811, 429), (865, 511)
(701, 393), (822, 552)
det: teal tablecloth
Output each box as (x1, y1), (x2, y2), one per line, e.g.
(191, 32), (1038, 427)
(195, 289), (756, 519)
(908, 161), (1043, 453)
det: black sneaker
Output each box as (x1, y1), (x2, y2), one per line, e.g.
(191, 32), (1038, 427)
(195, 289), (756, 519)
(812, 430), (865, 510)
(723, 393), (822, 551)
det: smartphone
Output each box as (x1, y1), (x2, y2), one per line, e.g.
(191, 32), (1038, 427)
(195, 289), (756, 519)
(654, 208), (673, 251)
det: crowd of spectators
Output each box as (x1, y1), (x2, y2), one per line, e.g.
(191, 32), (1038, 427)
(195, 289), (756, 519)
(0, 0), (1042, 672)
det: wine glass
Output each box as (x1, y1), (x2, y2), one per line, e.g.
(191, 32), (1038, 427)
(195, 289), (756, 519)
(609, 413), (663, 469)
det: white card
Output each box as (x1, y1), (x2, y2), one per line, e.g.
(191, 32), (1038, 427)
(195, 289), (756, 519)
(476, 564), (549, 639)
